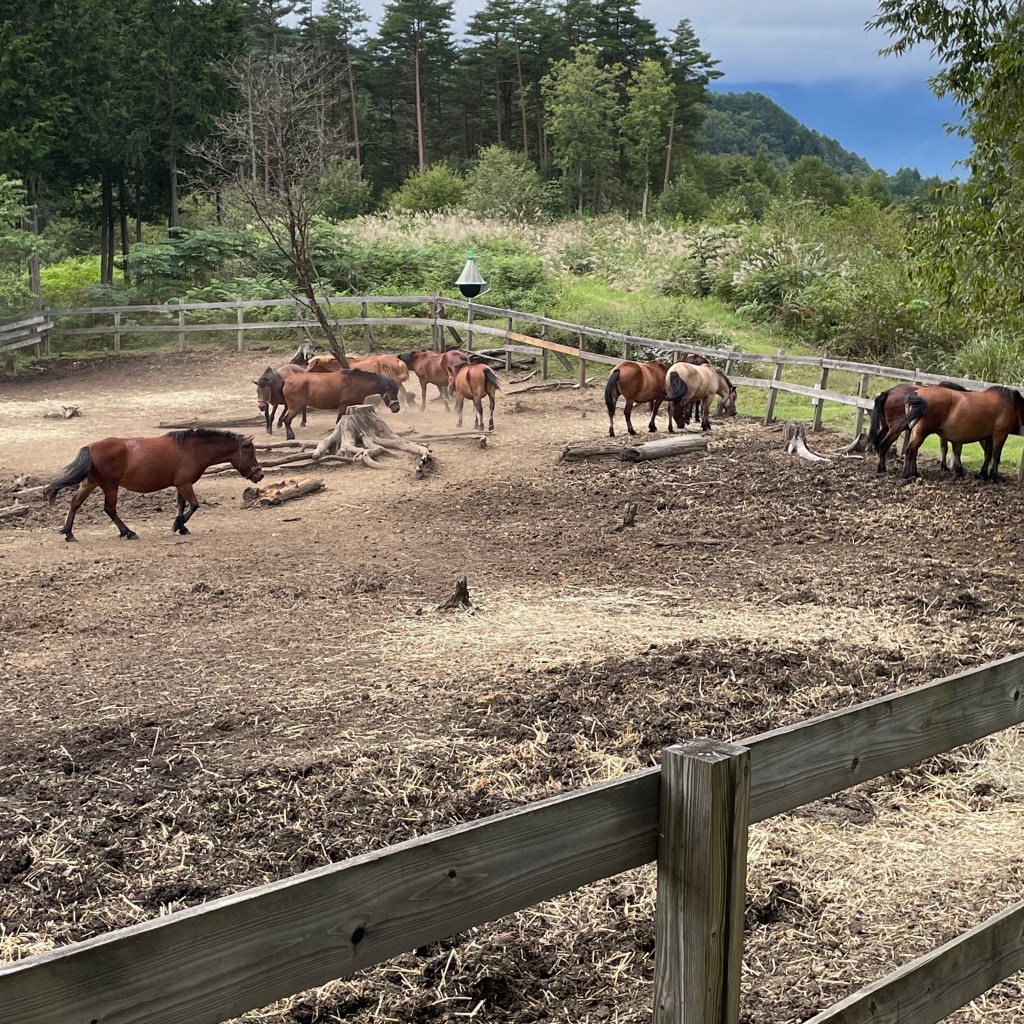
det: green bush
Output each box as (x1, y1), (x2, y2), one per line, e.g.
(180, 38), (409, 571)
(466, 146), (549, 221)
(656, 175), (709, 221)
(947, 331), (1024, 385)
(319, 159), (374, 221)
(389, 164), (467, 214)
(40, 255), (102, 308)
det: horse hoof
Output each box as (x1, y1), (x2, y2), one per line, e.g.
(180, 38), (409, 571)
(178, 526), (190, 536)
(64, 533), (76, 543)
(125, 531), (138, 540)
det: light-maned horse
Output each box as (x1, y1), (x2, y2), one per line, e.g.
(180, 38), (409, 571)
(866, 381), (968, 471)
(398, 349), (469, 411)
(43, 429), (263, 542)
(448, 360), (500, 431)
(664, 362), (737, 431)
(280, 369), (401, 440)
(876, 385), (1024, 480)
(604, 359), (669, 438)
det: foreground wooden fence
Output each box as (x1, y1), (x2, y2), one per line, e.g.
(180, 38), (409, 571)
(3, 654), (1024, 1024)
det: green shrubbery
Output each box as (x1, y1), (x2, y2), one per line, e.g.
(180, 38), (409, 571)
(388, 164), (467, 214)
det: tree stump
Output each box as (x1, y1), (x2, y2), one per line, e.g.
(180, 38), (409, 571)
(314, 404), (434, 474)
(437, 577), (471, 611)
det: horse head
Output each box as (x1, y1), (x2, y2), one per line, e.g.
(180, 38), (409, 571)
(231, 435), (264, 483)
(254, 368), (276, 412)
(381, 376), (401, 413)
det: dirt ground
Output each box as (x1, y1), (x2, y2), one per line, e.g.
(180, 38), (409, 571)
(2, 350), (1024, 1023)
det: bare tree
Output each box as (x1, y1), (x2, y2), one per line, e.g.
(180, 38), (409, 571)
(194, 49), (352, 366)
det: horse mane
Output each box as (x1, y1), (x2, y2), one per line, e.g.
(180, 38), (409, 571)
(168, 428), (244, 447)
(991, 384), (1024, 413)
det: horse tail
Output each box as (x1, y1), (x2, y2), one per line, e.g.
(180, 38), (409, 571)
(665, 370), (688, 403)
(866, 389), (890, 452)
(44, 446), (92, 505)
(605, 368), (621, 418)
(483, 366), (500, 391)
(905, 390), (929, 427)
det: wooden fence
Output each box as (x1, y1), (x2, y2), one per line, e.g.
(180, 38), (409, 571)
(3, 653), (1024, 1024)
(0, 311), (55, 369)
(28, 293), (1012, 436)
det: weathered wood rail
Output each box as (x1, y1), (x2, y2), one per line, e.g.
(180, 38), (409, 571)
(3, 653), (1023, 1024)
(0, 312), (55, 368)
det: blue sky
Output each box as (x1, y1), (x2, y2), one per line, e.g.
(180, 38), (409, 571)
(356, 0), (971, 177)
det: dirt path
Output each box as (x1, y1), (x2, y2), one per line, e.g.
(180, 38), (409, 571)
(2, 352), (1023, 1023)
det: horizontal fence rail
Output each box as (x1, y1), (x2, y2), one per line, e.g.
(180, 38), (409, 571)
(3, 653), (1023, 1024)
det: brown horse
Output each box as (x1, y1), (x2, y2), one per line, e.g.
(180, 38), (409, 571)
(398, 349), (469, 411)
(604, 359), (670, 438)
(306, 353), (411, 400)
(877, 385), (1024, 480)
(43, 429), (263, 542)
(866, 381), (968, 470)
(280, 369), (401, 440)
(448, 360), (500, 431)
(254, 364), (307, 434)
(664, 361), (737, 431)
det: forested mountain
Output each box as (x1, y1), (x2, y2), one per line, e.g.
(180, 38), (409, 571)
(699, 92), (873, 176)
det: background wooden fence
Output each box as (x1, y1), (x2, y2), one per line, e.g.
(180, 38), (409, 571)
(3, 654), (1023, 1024)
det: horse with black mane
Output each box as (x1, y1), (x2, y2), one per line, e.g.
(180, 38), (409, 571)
(876, 384), (1024, 480)
(44, 429), (263, 542)
(664, 361), (736, 431)
(280, 368), (401, 440)
(866, 381), (968, 471)
(252, 340), (317, 433)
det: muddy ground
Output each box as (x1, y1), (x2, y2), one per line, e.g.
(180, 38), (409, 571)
(1, 351), (1023, 1023)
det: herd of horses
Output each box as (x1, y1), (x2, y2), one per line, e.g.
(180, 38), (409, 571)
(40, 343), (1024, 543)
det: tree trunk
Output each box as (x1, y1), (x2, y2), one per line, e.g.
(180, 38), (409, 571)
(169, 138), (180, 233)
(134, 159), (143, 243)
(26, 176), (41, 309)
(494, 33), (502, 144)
(101, 173), (115, 285)
(663, 105), (676, 191)
(512, 21), (529, 155)
(642, 177), (650, 220)
(414, 38), (427, 171)
(118, 174), (131, 285)
(345, 36), (362, 175)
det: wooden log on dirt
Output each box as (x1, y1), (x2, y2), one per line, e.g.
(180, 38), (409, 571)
(785, 424), (831, 463)
(401, 432), (487, 447)
(243, 477), (324, 508)
(839, 432), (867, 455)
(0, 504), (30, 521)
(158, 415), (264, 430)
(261, 455), (358, 473)
(560, 434), (708, 463)
(42, 405), (81, 419)
(315, 404), (434, 476)
(653, 537), (724, 548)
(11, 484), (47, 500)
(437, 576), (471, 611)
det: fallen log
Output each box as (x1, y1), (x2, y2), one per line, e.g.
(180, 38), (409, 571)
(243, 477), (324, 508)
(401, 432), (487, 447)
(653, 537), (724, 548)
(261, 455), (359, 473)
(11, 484), (47, 499)
(839, 432), (867, 455)
(511, 369), (538, 384)
(158, 415), (264, 430)
(0, 504), (30, 521)
(560, 434), (708, 463)
(43, 404), (81, 419)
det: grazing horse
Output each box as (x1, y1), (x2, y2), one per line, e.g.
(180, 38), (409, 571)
(447, 360), (500, 431)
(254, 364), (307, 434)
(305, 353), (411, 400)
(877, 385), (1024, 480)
(43, 429), (263, 542)
(604, 359), (670, 438)
(675, 353), (709, 428)
(866, 381), (968, 470)
(280, 369), (401, 440)
(664, 362), (737, 431)
(398, 349), (469, 411)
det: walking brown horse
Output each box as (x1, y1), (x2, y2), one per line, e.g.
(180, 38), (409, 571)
(398, 349), (469, 411)
(280, 369), (401, 440)
(305, 353), (411, 400)
(866, 381), (968, 470)
(254, 364), (307, 434)
(447, 360), (500, 431)
(664, 361), (737, 431)
(604, 359), (670, 438)
(876, 385), (1024, 480)
(43, 429), (264, 542)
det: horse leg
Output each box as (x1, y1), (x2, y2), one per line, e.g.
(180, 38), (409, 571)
(487, 390), (495, 431)
(624, 400), (637, 436)
(172, 483), (200, 535)
(474, 397), (484, 431)
(282, 407), (297, 441)
(700, 401), (711, 432)
(264, 405), (273, 435)
(990, 432), (1010, 481)
(60, 478), (98, 542)
(301, 405), (307, 428)
(649, 398), (664, 434)
(455, 395), (464, 428)
(952, 443), (965, 477)
(939, 437), (949, 471)
(100, 483), (136, 540)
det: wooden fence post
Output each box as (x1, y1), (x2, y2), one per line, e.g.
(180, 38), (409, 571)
(578, 331), (586, 386)
(177, 298), (186, 353)
(235, 299), (245, 352)
(505, 314), (513, 370)
(429, 295), (439, 352)
(113, 311), (121, 355)
(654, 740), (750, 1024)
(853, 372), (871, 437)
(624, 330), (632, 362)
(811, 357), (830, 433)
(762, 349), (785, 426)
(361, 300), (372, 353)
(467, 305), (475, 352)
(541, 323), (550, 380)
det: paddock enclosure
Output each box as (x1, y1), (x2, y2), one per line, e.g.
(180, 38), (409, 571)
(2, 350), (1024, 1023)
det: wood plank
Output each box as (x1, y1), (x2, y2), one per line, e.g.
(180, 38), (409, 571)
(44, 297), (437, 317)
(51, 318), (435, 338)
(805, 899), (1024, 1024)
(0, 770), (661, 1024)
(744, 651), (1024, 823)
(654, 742), (749, 1024)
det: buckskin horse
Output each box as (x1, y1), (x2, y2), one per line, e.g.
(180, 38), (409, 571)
(447, 359), (500, 431)
(604, 359), (670, 438)
(876, 384), (1024, 480)
(398, 349), (469, 411)
(866, 381), (968, 470)
(280, 368), (401, 440)
(43, 429), (264, 542)
(664, 361), (737, 431)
